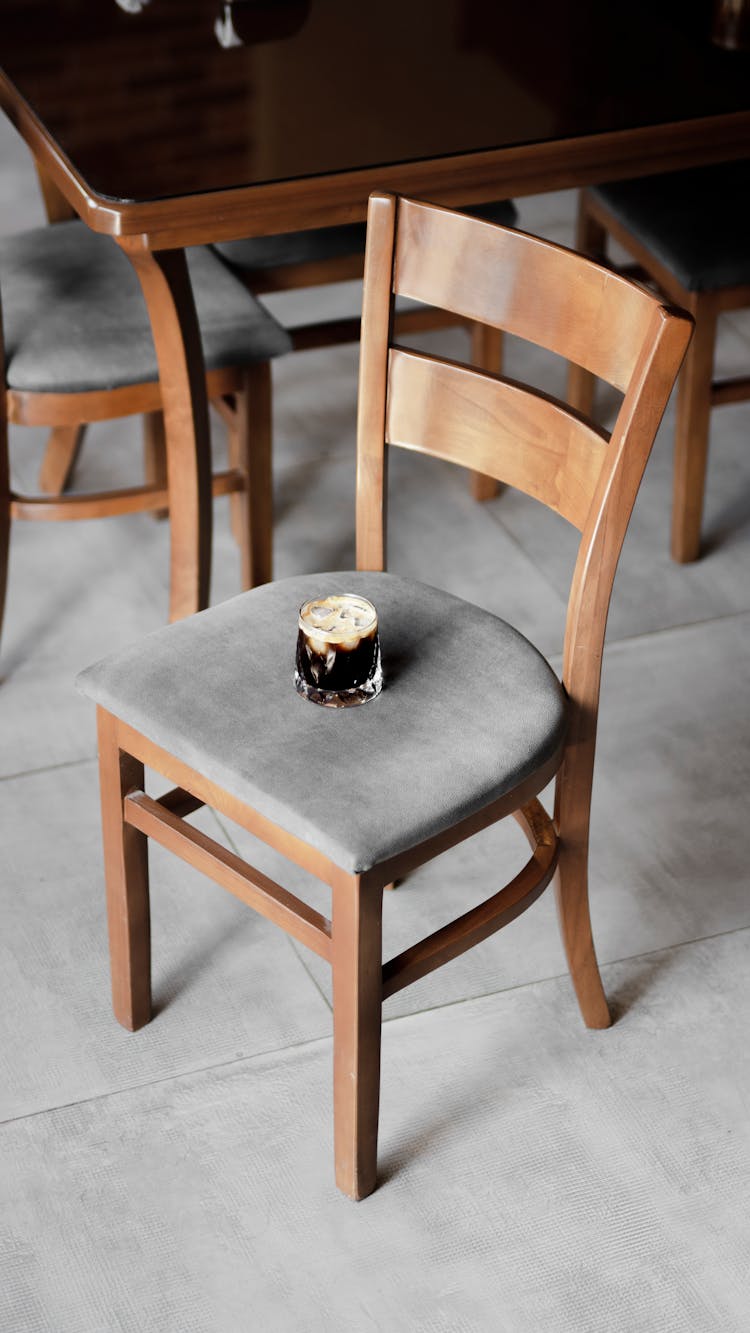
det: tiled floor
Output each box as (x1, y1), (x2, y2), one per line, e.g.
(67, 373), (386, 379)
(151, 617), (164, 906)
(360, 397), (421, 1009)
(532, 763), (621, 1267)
(1, 118), (749, 1332)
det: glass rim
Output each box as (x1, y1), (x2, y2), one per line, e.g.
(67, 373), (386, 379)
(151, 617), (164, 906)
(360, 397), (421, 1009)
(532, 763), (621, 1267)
(297, 592), (378, 642)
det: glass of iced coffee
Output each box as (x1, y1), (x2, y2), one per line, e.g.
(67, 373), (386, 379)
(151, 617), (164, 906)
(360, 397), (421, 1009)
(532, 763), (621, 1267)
(295, 593), (382, 708)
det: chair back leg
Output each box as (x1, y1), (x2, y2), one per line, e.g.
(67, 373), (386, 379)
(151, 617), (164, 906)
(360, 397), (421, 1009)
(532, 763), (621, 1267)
(469, 323), (505, 501)
(97, 709), (152, 1031)
(142, 412), (169, 520)
(567, 199), (608, 417)
(38, 424), (87, 495)
(331, 870), (384, 1201)
(228, 362), (274, 589)
(672, 292), (719, 562)
(554, 754), (611, 1030)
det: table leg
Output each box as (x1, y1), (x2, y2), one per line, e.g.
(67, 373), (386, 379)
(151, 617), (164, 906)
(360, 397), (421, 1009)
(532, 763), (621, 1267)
(120, 241), (212, 620)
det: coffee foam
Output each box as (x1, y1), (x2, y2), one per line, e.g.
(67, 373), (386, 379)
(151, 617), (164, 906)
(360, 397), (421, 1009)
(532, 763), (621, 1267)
(299, 594), (377, 650)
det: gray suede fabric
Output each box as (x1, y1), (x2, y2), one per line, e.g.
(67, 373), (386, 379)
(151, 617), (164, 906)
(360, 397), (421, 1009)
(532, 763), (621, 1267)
(0, 221), (291, 394)
(214, 200), (518, 274)
(77, 571), (566, 873)
(593, 162), (750, 293)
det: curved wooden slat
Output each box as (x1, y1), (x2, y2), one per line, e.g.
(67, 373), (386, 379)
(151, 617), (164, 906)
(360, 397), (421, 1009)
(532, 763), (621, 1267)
(381, 799), (558, 1000)
(394, 196), (658, 392)
(7, 368), (243, 428)
(10, 468), (244, 522)
(387, 348), (608, 530)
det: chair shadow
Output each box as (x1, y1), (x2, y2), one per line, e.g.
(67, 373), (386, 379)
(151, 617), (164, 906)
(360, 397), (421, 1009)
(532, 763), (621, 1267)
(150, 913), (255, 1019)
(605, 947), (681, 1025)
(377, 946), (686, 1184)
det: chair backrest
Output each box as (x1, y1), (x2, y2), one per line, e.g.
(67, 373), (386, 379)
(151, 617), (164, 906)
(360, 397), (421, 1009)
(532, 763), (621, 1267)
(355, 193), (692, 768)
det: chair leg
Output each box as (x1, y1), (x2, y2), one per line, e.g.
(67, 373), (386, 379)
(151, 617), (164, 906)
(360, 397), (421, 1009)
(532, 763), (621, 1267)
(331, 871), (383, 1200)
(554, 755), (611, 1030)
(38, 425), (86, 495)
(229, 362), (273, 589)
(469, 324), (504, 501)
(143, 411), (169, 520)
(96, 709), (152, 1032)
(554, 836), (611, 1030)
(0, 409), (10, 656)
(671, 294), (717, 563)
(567, 196), (607, 416)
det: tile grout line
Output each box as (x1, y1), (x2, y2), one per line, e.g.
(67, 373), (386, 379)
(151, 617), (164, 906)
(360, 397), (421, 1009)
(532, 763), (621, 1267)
(0, 1028), (334, 1132)
(600, 605), (750, 654)
(2, 919), (747, 1133)
(383, 920), (750, 1026)
(0, 753), (97, 785)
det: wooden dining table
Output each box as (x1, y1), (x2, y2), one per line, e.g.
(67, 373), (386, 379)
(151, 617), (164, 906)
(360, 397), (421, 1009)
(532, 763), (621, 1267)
(1, 0), (749, 620)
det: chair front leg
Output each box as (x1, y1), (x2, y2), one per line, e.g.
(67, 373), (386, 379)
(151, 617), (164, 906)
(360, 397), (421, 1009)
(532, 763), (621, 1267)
(97, 708), (152, 1031)
(228, 362), (273, 589)
(121, 241), (213, 621)
(331, 870), (383, 1200)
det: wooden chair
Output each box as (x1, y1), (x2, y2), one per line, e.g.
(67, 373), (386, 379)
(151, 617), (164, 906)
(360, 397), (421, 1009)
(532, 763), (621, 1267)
(214, 199), (517, 501)
(78, 194), (691, 1200)
(569, 162), (750, 562)
(0, 219), (292, 654)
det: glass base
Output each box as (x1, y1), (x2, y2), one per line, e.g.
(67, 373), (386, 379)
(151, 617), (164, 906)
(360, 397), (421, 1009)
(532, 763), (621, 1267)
(294, 662), (383, 708)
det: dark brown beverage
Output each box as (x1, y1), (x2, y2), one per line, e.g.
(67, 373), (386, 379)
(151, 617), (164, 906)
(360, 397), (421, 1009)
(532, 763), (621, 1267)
(295, 594), (382, 707)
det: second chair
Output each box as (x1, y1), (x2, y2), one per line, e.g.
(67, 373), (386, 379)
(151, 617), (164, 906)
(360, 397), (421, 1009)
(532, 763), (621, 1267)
(0, 219), (292, 658)
(569, 162), (750, 562)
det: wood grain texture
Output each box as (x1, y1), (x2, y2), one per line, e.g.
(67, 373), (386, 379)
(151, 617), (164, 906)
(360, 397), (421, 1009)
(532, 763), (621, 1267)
(387, 348), (608, 530)
(142, 411), (168, 521)
(331, 871), (383, 1201)
(233, 363), (273, 588)
(96, 708), (151, 1032)
(120, 241), (213, 621)
(672, 293), (718, 562)
(394, 197), (658, 393)
(382, 799), (557, 1000)
(355, 193), (397, 572)
(358, 192), (692, 1033)
(9, 468), (243, 523)
(7, 81), (749, 244)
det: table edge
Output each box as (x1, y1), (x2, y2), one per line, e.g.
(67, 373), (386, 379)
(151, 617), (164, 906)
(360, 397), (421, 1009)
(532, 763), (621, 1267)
(2, 72), (750, 248)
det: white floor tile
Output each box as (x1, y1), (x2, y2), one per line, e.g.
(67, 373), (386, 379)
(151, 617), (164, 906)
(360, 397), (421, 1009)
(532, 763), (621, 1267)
(1, 931), (747, 1333)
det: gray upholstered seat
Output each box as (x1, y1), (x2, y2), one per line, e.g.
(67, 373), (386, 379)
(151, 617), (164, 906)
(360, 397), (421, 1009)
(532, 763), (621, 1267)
(214, 199), (518, 274)
(592, 162), (750, 293)
(77, 570), (566, 873)
(0, 220), (292, 395)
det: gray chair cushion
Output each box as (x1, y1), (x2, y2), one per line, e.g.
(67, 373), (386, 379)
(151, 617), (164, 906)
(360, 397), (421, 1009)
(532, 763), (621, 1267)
(0, 221), (292, 395)
(214, 199), (518, 274)
(77, 570), (566, 874)
(592, 162), (750, 293)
